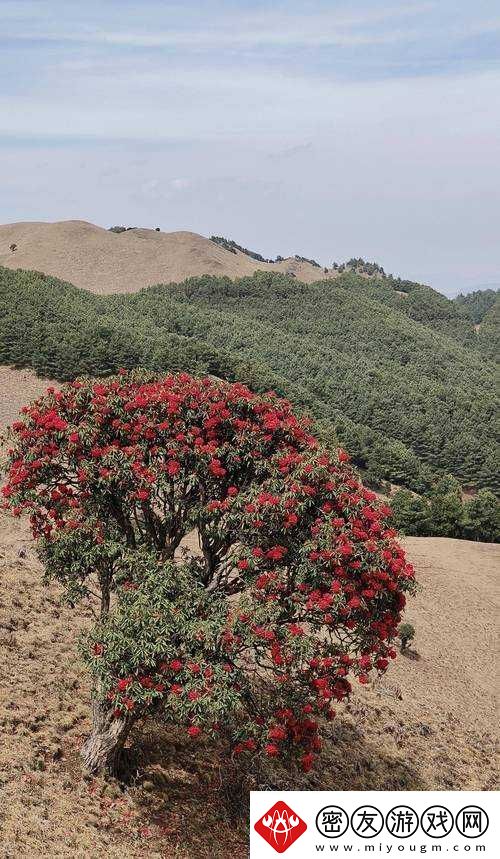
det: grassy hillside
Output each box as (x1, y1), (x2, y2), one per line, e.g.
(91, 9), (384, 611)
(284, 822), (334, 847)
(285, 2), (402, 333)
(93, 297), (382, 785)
(0, 220), (341, 293)
(0, 265), (497, 494)
(0, 515), (498, 856)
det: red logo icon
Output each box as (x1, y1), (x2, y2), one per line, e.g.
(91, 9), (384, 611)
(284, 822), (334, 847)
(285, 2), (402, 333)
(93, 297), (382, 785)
(254, 800), (307, 853)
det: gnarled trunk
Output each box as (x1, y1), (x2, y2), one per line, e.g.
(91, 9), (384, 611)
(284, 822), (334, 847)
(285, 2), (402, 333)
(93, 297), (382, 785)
(81, 700), (135, 776)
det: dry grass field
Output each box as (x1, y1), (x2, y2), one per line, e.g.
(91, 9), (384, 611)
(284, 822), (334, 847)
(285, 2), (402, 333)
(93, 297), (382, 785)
(0, 517), (498, 857)
(0, 368), (56, 436)
(0, 220), (335, 295)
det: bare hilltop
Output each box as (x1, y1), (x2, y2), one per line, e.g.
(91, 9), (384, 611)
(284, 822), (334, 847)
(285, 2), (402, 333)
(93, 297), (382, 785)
(0, 220), (334, 295)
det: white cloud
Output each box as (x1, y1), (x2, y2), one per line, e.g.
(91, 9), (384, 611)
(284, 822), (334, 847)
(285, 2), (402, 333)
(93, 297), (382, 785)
(1, 0), (499, 294)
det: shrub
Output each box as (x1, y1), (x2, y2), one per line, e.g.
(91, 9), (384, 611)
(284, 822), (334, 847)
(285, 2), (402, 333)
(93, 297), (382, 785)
(294, 255), (321, 268)
(390, 490), (431, 536)
(2, 371), (416, 776)
(398, 622), (415, 650)
(462, 490), (500, 543)
(425, 475), (465, 538)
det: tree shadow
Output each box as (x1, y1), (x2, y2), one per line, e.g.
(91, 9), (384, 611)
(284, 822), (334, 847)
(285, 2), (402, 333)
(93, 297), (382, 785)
(122, 711), (423, 841)
(401, 647), (421, 661)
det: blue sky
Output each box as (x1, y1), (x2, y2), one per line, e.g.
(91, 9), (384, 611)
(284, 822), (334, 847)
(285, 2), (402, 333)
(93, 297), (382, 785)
(1, 1), (499, 295)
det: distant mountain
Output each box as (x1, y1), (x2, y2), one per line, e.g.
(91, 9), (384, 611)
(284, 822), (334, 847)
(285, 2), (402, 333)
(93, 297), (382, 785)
(0, 219), (434, 296)
(0, 220), (339, 294)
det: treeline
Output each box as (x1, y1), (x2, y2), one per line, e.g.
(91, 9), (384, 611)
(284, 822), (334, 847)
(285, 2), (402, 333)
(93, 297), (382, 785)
(454, 287), (499, 324)
(390, 477), (499, 544)
(331, 258), (387, 277)
(0, 266), (497, 499)
(209, 236), (272, 262)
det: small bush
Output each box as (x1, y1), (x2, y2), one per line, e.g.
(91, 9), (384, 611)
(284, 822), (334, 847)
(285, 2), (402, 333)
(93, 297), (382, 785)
(398, 622), (415, 651)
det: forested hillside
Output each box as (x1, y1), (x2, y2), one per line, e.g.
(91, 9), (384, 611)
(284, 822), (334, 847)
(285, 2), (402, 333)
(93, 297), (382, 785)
(452, 288), (500, 361)
(454, 287), (499, 324)
(0, 265), (497, 494)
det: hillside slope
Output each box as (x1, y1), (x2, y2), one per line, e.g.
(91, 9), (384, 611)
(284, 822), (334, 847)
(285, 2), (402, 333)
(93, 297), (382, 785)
(0, 220), (333, 294)
(0, 220), (486, 350)
(1, 267), (497, 493)
(0, 512), (497, 857)
(0, 366), (55, 434)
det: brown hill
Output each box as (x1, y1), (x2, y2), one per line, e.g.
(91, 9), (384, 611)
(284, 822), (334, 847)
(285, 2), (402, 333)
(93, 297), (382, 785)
(0, 220), (333, 295)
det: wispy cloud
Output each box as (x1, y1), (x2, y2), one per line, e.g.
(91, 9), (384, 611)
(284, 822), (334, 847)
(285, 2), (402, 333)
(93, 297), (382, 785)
(3, 2), (497, 56)
(1, 2), (434, 48)
(0, 0), (499, 294)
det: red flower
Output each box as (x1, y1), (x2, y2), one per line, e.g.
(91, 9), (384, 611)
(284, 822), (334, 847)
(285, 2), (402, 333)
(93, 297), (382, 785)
(209, 458), (226, 477)
(187, 726), (201, 738)
(166, 460), (181, 477)
(170, 684), (183, 695)
(170, 659), (183, 672)
(266, 546), (287, 561)
(264, 743), (280, 757)
(268, 725), (287, 741)
(301, 752), (314, 772)
(288, 623), (304, 636)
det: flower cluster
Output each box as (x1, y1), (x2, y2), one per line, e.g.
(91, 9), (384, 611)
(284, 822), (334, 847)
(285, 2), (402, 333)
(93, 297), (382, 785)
(2, 371), (416, 772)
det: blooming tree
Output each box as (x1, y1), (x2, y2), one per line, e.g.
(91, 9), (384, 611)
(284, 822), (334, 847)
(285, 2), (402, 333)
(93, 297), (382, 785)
(2, 371), (416, 775)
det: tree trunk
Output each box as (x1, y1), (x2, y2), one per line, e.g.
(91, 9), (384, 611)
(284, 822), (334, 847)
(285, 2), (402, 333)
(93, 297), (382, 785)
(80, 700), (134, 777)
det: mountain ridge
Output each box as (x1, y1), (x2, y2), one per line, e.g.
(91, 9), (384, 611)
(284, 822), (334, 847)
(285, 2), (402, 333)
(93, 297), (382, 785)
(0, 219), (340, 294)
(1, 218), (468, 298)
